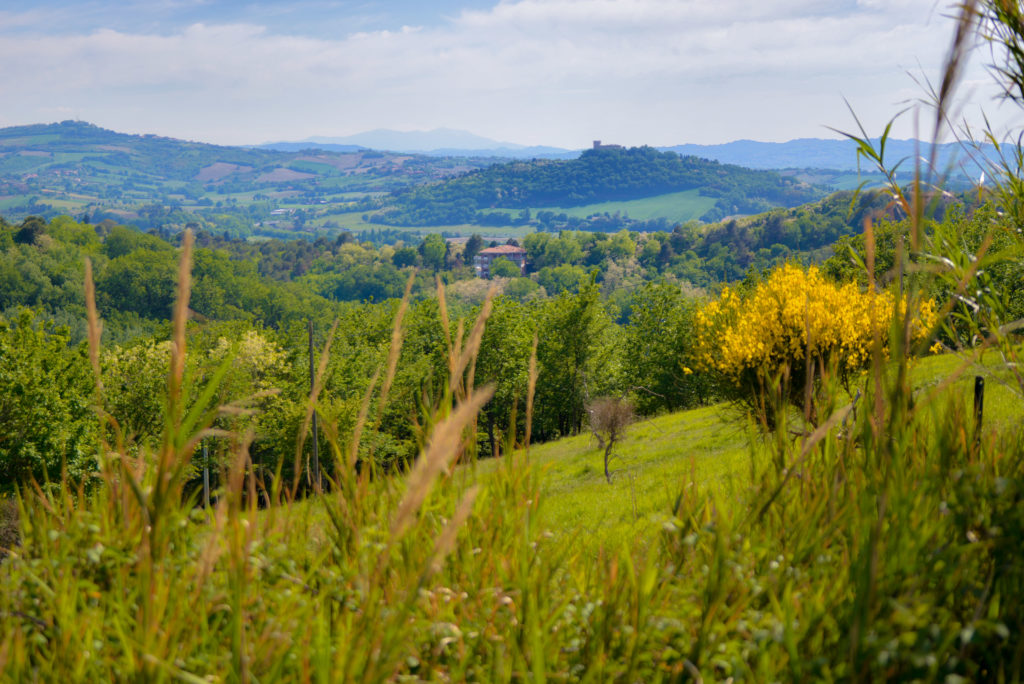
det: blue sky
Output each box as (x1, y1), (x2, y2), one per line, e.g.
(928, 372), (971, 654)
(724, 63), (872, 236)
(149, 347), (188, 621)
(0, 0), (1013, 147)
(0, 1), (498, 37)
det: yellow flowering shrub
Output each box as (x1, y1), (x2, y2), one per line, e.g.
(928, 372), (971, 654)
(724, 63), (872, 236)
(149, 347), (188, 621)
(695, 264), (937, 423)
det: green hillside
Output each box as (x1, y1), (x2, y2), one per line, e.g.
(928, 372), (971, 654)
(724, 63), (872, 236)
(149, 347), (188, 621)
(515, 404), (750, 553)
(546, 188), (718, 223)
(310, 189), (716, 238)
(0, 121), (494, 237)
(514, 348), (1024, 557)
(364, 145), (831, 227)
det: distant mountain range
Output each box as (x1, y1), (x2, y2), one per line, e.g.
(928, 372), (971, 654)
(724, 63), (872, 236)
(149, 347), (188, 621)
(258, 128), (576, 159)
(260, 128), (994, 174)
(660, 138), (991, 175)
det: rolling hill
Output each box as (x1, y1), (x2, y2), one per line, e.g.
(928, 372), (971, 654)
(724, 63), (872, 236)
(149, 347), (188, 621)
(362, 145), (832, 226)
(0, 121), (496, 236)
(0, 123), (839, 238)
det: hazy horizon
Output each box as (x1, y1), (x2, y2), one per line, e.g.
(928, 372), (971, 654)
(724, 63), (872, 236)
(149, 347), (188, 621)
(0, 1), (1015, 149)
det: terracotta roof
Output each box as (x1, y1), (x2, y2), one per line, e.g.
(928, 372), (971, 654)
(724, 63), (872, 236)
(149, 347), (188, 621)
(479, 245), (526, 255)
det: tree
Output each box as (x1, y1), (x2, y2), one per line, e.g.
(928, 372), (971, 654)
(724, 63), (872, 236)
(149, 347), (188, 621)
(587, 396), (633, 483)
(534, 277), (621, 440)
(99, 249), (178, 318)
(419, 234), (447, 272)
(103, 224), (172, 259)
(536, 264), (587, 294)
(0, 309), (97, 490)
(201, 325), (291, 474)
(624, 281), (710, 414)
(102, 339), (174, 446)
(392, 246), (418, 268)
(504, 277), (541, 302)
(463, 234), (484, 266)
(473, 297), (535, 457)
(694, 264), (937, 427)
(542, 234), (584, 267)
(47, 215), (102, 251)
(607, 229), (635, 260)
(490, 257), (521, 278)
(13, 216), (46, 246)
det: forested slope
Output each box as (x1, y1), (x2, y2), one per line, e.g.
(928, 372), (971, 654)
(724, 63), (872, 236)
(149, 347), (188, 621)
(364, 145), (830, 225)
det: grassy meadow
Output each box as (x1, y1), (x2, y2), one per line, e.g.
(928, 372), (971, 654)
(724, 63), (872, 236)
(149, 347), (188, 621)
(544, 189), (717, 223)
(2, 257), (1020, 682)
(487, 348), (1023, 558)
(501, 405), (750, 556)
(310, 190), (716, 240)
(312, 209), (540, 240)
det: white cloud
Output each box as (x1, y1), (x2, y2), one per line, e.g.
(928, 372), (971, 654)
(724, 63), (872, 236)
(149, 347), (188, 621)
(0, 0), (1006, 146)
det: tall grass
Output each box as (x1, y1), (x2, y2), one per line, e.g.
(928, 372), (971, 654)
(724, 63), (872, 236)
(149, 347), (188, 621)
(1, 217), (1020, 682)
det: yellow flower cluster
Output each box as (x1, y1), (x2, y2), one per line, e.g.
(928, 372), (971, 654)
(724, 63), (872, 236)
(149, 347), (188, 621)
(695, 264), (936, 380)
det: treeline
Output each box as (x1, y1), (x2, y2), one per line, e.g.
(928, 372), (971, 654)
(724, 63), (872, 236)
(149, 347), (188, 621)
(0, 190), (881, 328)
(0, 213), (717, 491)
(361, 146), (829, 225)
(0, 215), (347, 347)
(0, 278), (714, 490)
(181, 192), (874, 303)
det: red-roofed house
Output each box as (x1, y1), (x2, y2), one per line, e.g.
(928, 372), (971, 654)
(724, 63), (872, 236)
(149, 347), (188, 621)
(474, 244), (527, 278)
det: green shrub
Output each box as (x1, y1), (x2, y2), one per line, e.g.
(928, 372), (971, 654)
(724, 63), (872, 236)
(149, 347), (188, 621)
(0, 309), (97, 490)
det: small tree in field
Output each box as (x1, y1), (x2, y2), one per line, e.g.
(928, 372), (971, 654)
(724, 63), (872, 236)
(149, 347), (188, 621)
(587, 396), (634, 484)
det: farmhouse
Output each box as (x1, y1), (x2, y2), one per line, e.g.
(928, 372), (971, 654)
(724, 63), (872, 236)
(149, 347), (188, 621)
(474, 244), (527, 278)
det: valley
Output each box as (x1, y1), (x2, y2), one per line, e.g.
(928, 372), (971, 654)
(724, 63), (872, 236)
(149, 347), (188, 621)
(1, 120), (910, 243)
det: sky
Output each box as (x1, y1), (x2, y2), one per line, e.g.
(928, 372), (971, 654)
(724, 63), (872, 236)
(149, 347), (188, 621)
(0, 0), (1015, 148)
